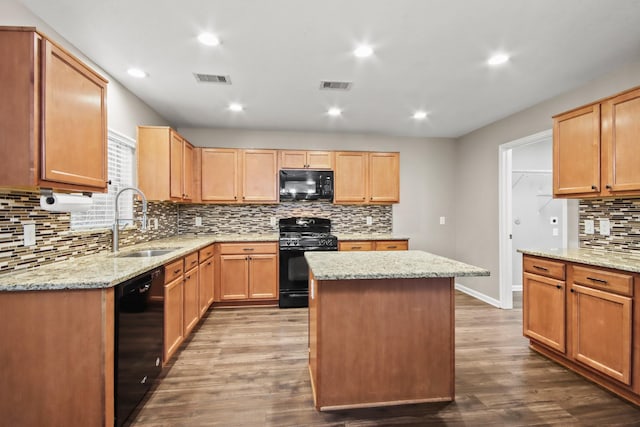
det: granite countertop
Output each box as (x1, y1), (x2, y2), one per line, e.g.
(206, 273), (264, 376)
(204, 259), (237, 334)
(0, 233), (278, 292)
(305, 250), (489, 281)
(518, 248), (640, 274)
(334, 233), (410, 241)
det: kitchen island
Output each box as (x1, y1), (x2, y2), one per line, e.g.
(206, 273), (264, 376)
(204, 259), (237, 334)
(305, 250), (489, 411)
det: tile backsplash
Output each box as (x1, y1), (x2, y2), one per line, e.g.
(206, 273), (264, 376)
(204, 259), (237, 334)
(579, 198), (640, 253)
(0, 189), (178, 273)
(178, 202), (392, 235)
(0, 190), (392, 274)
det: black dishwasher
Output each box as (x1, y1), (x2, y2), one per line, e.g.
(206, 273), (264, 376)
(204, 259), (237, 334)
(115, 268), (164, 427)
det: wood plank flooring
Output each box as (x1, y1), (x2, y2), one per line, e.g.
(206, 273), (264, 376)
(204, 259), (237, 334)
(130, 292), (640, 426)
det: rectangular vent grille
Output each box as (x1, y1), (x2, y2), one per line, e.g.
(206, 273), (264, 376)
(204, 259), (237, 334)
(194, 73), (231, 84)
(320, 81), (352, 90)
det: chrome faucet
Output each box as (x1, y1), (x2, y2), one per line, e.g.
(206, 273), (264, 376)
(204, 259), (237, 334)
(113, 187), (148, 253)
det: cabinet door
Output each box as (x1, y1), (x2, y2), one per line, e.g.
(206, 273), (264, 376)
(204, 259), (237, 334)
(220, 255), (249, 300)
(570, 284), (632, 384)
(201, 148), (239, 202)
(164, 276), (184, 363)
(242, 149), (277, 202)
(369, 152), (399, 203)
(199, 258), (214, 316)
(602, 88), (640, 194)
(335, 152), (367, 203)
(183, 267), (199, 336)
(306, 151), (333, 169)
(169, 132), (183, 199)
(553, 104), (601, 196)
(280, 150), (307, 168)
(183, 141), (194, 200)
(41, 39), (107, 190)
(338, 241), (374, 251)
(248, 254), (278, 299)
(523, 272), (566, 353)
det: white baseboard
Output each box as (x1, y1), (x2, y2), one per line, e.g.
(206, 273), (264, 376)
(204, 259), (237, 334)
(454, 282), (502, 308)
(512, 285), (523, 292)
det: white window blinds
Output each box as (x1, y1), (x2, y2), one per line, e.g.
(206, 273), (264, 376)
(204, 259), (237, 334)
(70, 130), (135, 230)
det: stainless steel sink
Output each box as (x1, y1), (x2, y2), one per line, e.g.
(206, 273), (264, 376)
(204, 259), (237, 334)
(116, 248), (179, 258)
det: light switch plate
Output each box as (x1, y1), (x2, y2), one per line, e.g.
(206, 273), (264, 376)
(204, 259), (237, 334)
(366, 216), (373, 226)
(440, 216), (446, 225)
(584, 219), (594, 235)
(270, 216), (277, 227)
(23, 223), (36, 246)
(599, 219), (611, 236)
(552, 227), (559, 236)
(195, 217), (202, 226)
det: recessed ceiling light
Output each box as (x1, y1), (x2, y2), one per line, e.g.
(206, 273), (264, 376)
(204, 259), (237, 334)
(413, 111), (428, 120)
(354, 45), (373, 58)
(127, 68), (147, 78)
(228, 103), (243, 112)
(488, 53), (510, 66)
(198, 32), (220, 46)
(327, 107), (342, 116)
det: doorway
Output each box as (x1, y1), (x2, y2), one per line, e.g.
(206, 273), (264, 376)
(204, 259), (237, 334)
(498, 129), (567, 309)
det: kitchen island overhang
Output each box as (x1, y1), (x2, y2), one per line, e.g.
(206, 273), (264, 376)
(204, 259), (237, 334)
(305, 250), (489, 411)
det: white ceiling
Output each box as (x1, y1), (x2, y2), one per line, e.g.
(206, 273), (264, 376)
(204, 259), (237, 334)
(21, 0), (640, 138)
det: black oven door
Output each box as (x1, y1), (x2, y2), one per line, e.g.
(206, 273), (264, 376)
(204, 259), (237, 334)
(279, 247), (335, 308)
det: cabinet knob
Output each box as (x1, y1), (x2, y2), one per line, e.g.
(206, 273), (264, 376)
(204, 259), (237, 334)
(107, 180), (112, 185)
(570, 289), (575, 293)
(606, 184), (612, 189)
(556, 284), (562, 289)
(591, 185), (598, 190)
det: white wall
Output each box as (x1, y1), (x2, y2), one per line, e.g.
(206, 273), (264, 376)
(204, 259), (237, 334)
(179, 128), (458, 257)
(454, 58), (640, 301)
(0, 0), (169, 139)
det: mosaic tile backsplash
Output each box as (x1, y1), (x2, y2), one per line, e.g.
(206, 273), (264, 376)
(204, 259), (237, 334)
(178, 202), (392, 235)
(0, 189), (178, 273)
(579, 198), (640, 253)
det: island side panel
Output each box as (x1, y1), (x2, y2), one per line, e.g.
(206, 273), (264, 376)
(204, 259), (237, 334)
(0, 288), (113, 426)
(314, 276), (454, 410)
(308, 270), (319, 406)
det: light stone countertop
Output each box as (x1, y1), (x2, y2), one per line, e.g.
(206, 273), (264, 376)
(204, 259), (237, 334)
(518, 248), (640, 274)
(305, 250), (489, 281)
(334, 233), (410, 241)
(0, 234), (278, 292)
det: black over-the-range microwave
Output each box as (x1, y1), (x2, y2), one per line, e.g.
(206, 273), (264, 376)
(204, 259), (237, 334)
(279, 169), (334, 201)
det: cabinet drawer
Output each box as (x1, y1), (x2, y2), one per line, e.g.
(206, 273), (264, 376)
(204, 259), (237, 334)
(375, 240), (408, 251)
(218, 242), (277, 255)
(199, 244), (214, 261)
(339, 241), (374, 251)
(165, 259), (184, 284)
(571, 265), (633, 296)
(523, 256), (566, 280)
(184, 252), (199, 272)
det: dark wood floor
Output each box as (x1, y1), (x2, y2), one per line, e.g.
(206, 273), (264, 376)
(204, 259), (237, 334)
(131, 291), (640, 426)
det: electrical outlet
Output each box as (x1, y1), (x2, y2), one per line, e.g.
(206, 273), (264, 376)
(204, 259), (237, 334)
(584, 219), (594, 235)
(23, 223), (36, 246)
(599, 219), (611, 236)
(153, 218), (158, 230)
(270, 216), (277, 227)
(439, 216), (446, 225)
(195, 216), (202, 227)
(552, 227), (559, 236)
(366, 216), (373, 226)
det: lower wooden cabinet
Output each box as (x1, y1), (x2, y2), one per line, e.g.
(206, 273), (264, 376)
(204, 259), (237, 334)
(216, 242), (278, 303)
(183, 264), (200, 337)
(339, 239), (408, 251)
(199, 245), (215, 316)
(164, 273), (184, 363)
(522, 254), (639, 404)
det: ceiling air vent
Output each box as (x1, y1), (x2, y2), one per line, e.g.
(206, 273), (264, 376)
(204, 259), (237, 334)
(194, 73), (231, 84)
(320, 81), (352, 90)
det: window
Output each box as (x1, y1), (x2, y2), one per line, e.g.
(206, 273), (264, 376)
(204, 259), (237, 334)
(70, 130), (136, 230)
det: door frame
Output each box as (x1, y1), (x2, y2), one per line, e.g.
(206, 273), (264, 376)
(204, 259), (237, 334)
(498, 129), (567, 309)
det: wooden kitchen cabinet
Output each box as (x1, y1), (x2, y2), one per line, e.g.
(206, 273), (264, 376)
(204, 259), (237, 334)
(553, 85), (640, 198)
(200, 148), (240, 202)
(183, 252), (200, 337)
(0, 27), (108, 192)
(339, 241), (375, 251)
(522, 269), (566, 353)
(199, 245), (215, 316)
(138, 126), (194, 201)
(339, 240), (408, 251)
(334, 151), (400, 204)
(217, 242), (278, 303)
(164, 259), (184, 363)
(242, 149), (278, 203)
(279, 150), (334, 169)
(375, 240), (408, 251)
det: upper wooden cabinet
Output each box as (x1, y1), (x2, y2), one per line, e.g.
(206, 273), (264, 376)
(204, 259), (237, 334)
(280, 150), (334, 169)
(334, 151), (400, 204)
(0, 27), (108, 192)
(242, 149), (278, 203)
(138, 126), (194, 201)
(200, 148), (239, 202)
(553, 86), (640, 198)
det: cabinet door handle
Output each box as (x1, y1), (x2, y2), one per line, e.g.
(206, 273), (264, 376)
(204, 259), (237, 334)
(207, 261), (212, 266)
(533, 265), (549, 271)
(587, 276), (608, 284)
(174, 269), (181, 274)
(606, 184), (612, 189)
(243, 248), (255, 251)
(591, 185), (598, 190)
(570, 289), (575, 293)
(556, 284), (562, 289)
(351, 246), (361, 249)
(387, 246), (397, 249)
